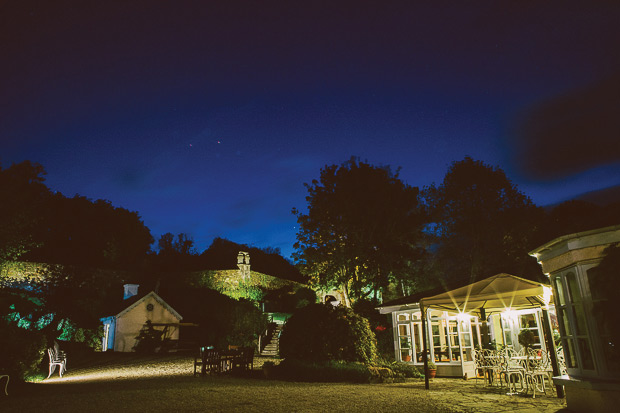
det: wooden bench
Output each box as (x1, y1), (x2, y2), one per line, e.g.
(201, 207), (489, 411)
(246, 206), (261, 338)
(47, 342), (67, 378)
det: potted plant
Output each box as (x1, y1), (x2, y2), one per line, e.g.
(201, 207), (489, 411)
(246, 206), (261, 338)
(426, 361), (437, 379)
(518, 329), (536, 351)
(262, 361), (276, 379)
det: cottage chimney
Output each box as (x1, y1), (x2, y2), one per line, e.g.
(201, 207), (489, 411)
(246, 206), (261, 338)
(123, 284), (139, 300)
(237, 251), (250, 280)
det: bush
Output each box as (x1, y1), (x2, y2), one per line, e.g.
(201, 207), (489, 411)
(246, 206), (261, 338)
(352, 299), (394, 359)
(0, 319), (47, 381)
(279, 303), (377, 364)
(376, 359), (423, 378)
(273, 359), (372, 383)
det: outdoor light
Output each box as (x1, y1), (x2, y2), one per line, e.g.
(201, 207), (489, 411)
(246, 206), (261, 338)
(502, 308), (517, 321)
(542, 285), (552, 307)
(456, 311), (469, 322)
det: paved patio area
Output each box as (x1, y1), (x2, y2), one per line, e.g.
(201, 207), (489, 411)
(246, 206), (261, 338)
(406, 377), (568, 412)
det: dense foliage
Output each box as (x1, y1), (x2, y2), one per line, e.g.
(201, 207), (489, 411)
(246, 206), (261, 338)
(293, 157), (425, 302)
(158, 285), (268, 349)
(0, 318), (47, 381)
(1, 161), (153, 270)
(0, 161), (50, 261)
(279, 303), (377, 364)
(423, 156), (544, 284)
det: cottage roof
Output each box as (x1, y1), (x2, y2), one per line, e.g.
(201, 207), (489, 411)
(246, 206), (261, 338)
(102, 291), (183, 321)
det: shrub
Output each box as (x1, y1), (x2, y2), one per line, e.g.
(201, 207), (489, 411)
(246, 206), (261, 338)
(279, 303), (377, 364)
(273, 359), (372, 383)
(0, 319), (47, 381)
(376, 358), (423, 378)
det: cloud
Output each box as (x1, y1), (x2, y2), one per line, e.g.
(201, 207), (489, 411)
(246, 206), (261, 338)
(511, 72), (620, 180)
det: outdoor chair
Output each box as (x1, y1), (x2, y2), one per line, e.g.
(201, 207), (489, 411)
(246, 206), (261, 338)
(194, 346), (218, 376)
(501, 348), (525, 394)
(47, 342), (67, 378)
(481, 349), (503, 387)
(522, 348), (552, 398)
(473, 349), (486, 386)
(232, 347), (254, 371)
(201, 349), (222, 375)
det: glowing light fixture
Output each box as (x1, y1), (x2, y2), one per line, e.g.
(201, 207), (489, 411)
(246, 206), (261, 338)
(456, 311), (470, 322)
(502, 308), (517, 321)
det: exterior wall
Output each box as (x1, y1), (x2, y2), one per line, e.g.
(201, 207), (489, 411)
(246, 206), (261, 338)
(531, 225), (620, 412)
(114, 295), (181, 352)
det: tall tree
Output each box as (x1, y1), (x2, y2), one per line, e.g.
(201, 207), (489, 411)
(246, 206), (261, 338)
(424, 156), (544, 284)
(25, 194), (153, 270)
(293, 157), (425, 303)
(0, 161), (50, 262)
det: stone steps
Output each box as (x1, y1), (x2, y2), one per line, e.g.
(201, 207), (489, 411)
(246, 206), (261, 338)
(260, 325), (282, 357)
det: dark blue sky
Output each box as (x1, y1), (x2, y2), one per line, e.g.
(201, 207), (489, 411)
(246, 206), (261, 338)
(2, 1), (620, 258)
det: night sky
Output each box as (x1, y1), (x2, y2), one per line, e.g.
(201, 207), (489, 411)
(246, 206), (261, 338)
(2, 1), (620, 258)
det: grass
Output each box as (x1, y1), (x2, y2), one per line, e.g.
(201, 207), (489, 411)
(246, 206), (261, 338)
(2, 353), (566, 413)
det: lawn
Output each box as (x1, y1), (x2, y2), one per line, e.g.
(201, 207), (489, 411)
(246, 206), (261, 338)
(2, 353), (566, 413)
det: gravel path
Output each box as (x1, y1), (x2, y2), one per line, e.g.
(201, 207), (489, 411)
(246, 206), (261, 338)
(2, 353), (568, 413)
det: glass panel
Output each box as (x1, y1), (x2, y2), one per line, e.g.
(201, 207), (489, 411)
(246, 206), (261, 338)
(566, 272), (582, 304)
(432, 320), (450, 362)
(429, 309), (444, 318)
(400, 349), (412, 362)
(399, 336), (411, 349)
(572, 304), (588, 336)
(398, 313), (410, 322)
(559, 308), (572, 336)
(461, 332), (472, 347)
(413, 323), (422, 353)
(564, 338), (577, 368)
(398, 324), (409, 336)
(578, 338), (595, 370)
(554, 276), (566, 306)
(520, 313), (537, 328)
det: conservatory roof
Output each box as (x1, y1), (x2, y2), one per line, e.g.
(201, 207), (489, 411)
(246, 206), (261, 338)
(419, 273), (552, 316)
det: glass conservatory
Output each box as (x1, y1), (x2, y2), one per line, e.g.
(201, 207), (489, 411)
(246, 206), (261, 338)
(388, 306), (550, 378)
(377, 273), (555, 379)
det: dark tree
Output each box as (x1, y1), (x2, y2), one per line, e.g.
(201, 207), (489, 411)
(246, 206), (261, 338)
(293, 157), (425, 303)
(24, 194), (153, 270)
(424, 157), (544, 284)
(0, 161), (51, 262)
(542, 200), (620, 241)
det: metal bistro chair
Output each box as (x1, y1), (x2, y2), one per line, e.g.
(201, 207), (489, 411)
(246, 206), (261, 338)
(481, 349), (503, 387)
(473, 349), (487, 386)
(523, 348), (553, 398)
(502, 347), (526, 395)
